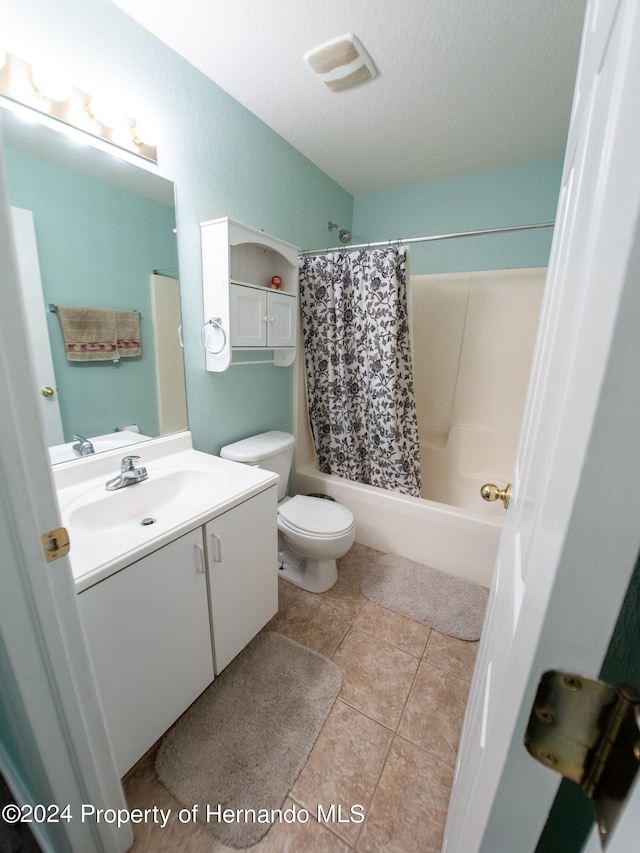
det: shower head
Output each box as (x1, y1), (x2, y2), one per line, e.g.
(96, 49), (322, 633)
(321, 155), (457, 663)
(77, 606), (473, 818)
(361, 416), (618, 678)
(328, 221), (352, 244)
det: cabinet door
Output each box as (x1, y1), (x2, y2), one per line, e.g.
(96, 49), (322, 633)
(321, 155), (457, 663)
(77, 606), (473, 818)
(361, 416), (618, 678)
(77, 528), (213, 776)
(206, 486), (278, 673)
(267, 291), (297, 348)
(230, 283), (267, 346)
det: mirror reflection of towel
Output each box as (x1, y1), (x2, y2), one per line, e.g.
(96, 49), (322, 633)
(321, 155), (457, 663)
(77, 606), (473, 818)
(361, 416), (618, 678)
(57, 306), (141, 361)
(115, 310), (141, 357)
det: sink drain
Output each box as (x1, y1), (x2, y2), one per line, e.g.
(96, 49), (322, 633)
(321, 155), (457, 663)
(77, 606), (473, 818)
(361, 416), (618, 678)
(140, 517), (156, 526)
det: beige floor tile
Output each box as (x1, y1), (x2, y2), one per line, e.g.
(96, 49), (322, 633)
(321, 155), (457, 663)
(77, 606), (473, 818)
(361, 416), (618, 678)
(423, 629), (479, 681)
(353, 600), (430, 657)
(277, 577), (301, 606)
(124, 751), (233, 852)
(356, 737), (454, 853)
(341, 541), (385, 568)
(398, 661), (470, 767)
(251, 797), (352, 852)
(289, 541), (377, 622)
(265, 600), (351, 657)
(337, 543), (378, 589)
(333, 629), (419, 730)
(124, 547), (475, 853)
(291, 699), (393, 845)
(298, 574), (369, 623)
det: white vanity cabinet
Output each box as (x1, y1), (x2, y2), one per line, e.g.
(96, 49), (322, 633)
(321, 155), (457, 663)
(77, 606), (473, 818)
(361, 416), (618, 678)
(77, 527), (213, 777)
(230, 283), (297, 349)
(201, 217), (299, 371)
(206, 485), (278, 673)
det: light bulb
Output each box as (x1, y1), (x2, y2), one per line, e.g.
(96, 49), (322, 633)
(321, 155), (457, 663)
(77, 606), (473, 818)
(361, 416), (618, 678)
(131, 115), (160, 147)
(31, 64), (72, 102)
(87, 95), (124, 129)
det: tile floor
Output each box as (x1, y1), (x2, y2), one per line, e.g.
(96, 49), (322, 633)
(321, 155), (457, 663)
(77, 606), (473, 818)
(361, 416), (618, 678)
(124, 543), (478, 852)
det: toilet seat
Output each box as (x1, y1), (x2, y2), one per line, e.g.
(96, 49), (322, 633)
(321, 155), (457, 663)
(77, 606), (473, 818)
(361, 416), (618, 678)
(278, 495), (354, 537)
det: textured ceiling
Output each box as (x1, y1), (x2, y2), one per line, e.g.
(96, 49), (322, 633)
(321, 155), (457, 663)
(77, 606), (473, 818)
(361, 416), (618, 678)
(111, 0), (587, 196)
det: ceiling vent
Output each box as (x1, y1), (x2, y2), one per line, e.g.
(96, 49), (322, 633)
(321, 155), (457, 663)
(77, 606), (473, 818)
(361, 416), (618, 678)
(304, 34), (378, 93)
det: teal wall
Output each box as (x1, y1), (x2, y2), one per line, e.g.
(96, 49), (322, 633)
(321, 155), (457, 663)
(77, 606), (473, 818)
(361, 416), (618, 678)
(352, 160), (563, 274)
(5, 148), (177, 440)
(0, 0), (353, 456)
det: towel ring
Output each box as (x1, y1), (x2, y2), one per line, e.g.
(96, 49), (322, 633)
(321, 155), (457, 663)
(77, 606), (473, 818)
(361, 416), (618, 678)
(201, 317), (227, 355)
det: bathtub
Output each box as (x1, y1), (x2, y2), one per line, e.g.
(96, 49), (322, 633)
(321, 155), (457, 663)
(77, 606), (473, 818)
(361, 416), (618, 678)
(292, 462), (500, 588)
(292, 330), (503, 589)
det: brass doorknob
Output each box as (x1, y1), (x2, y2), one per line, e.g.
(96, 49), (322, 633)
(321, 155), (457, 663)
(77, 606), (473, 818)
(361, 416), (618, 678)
(40, 386), (55, 398)
(481, 482), (511, 509)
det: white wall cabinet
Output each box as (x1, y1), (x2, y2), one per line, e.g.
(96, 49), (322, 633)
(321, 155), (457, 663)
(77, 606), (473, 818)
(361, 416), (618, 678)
(77, 485), (279, 776)
(201, 217), (299, 370)
(230, 284), (297, 349)
(77, 527), (213, 777)
(206, 486), (278, 673)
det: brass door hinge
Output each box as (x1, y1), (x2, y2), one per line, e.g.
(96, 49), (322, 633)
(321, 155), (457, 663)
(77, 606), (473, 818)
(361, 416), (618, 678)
(40, 527), (70, 562)
(525, 670), (640, 847)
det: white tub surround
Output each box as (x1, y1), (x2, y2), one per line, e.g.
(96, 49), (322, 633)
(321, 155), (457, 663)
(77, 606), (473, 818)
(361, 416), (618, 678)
(291, 268), (546, 589)
(412, 268), (545, 510)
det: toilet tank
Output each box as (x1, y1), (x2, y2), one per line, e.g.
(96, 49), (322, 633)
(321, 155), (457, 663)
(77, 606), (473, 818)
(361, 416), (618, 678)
(220, 430), (295, 501)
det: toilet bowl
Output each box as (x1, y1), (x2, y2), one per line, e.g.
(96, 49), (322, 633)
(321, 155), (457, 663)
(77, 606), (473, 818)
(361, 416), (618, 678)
(277, 495), (355, 592)
(219, 431), (355, 593)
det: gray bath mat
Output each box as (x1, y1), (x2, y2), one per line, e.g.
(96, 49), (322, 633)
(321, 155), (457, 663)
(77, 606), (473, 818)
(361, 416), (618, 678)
(155, 631), (342, 849)
(360, 553), (488, 640)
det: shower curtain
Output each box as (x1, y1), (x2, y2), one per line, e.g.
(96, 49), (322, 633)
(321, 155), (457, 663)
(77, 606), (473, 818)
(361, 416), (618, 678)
(299, 248), (422, 497)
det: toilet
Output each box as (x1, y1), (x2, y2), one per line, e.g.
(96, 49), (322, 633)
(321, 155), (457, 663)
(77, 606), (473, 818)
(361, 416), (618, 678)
(220, 431), (355, 593)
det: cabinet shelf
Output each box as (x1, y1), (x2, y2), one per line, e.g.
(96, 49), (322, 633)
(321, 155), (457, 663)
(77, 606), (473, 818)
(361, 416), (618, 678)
(201, 217), (300, 371)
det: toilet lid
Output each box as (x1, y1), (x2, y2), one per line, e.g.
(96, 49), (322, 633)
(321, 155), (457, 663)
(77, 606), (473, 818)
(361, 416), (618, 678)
(278, 495), (353, 536)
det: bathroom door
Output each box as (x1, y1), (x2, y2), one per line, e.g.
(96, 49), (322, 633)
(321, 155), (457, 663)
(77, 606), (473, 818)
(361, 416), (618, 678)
(150, 273), (188, 434)
(10, 206), (64, 445)
(445, 0), (640, 850)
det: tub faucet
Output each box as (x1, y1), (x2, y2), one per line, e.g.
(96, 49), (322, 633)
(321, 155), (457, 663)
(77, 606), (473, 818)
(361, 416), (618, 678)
(72, 434), (94, 456)
(105, 455), (148, 491)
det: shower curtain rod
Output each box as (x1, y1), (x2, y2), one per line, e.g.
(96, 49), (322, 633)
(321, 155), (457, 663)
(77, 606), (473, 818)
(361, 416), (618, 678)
(299, 221), (555, 257)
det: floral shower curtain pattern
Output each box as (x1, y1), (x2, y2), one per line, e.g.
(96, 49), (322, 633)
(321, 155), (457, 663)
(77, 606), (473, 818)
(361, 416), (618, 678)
(299, 248), (422, 497)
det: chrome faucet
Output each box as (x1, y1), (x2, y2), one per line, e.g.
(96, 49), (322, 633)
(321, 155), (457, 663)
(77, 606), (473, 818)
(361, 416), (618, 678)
(72, 434), (94, 456)
(105, 455), (148, 491)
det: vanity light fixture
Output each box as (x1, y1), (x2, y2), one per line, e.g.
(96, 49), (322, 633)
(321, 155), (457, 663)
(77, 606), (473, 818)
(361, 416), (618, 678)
(0, 50), (158, 164)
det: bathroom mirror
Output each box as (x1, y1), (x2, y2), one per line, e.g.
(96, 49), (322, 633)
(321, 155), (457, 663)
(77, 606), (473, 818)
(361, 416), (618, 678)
(1, 106), (187, 464)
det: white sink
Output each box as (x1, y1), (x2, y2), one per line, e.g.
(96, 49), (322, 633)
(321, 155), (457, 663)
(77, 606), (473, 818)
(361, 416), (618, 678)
(66, 468), (223, 532)
(53, 434), (279, 592)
